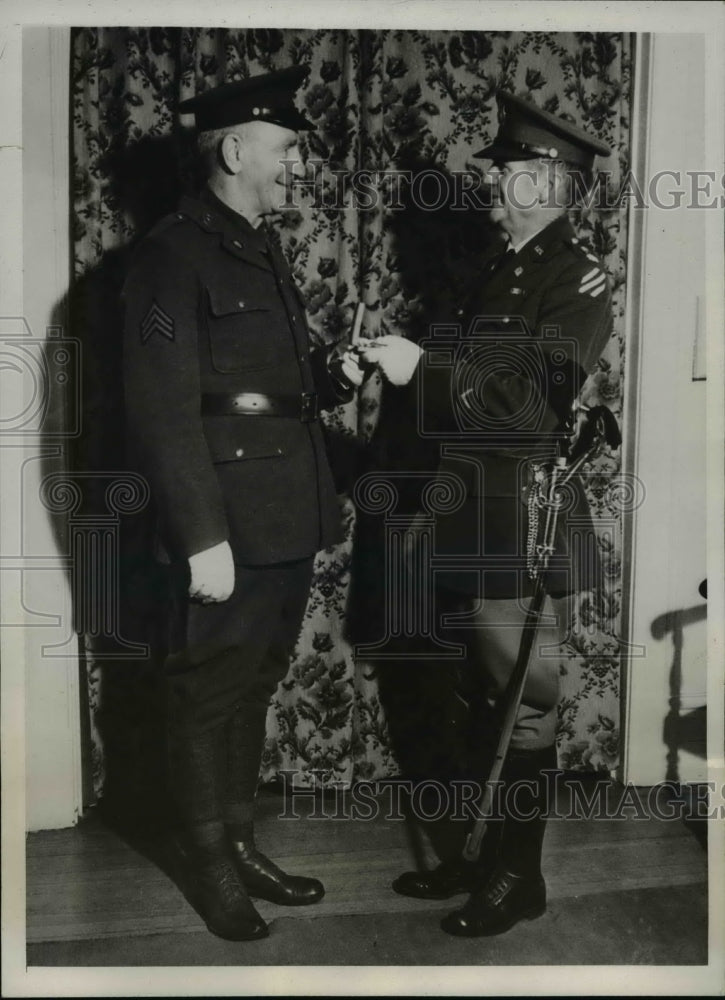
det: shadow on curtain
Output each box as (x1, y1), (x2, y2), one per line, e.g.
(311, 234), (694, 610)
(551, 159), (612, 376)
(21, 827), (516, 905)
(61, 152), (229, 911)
(69, 27), (632, 812)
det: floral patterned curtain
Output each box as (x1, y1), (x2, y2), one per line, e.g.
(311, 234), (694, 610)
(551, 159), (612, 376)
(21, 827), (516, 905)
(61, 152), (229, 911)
(71, 27), (632, 805)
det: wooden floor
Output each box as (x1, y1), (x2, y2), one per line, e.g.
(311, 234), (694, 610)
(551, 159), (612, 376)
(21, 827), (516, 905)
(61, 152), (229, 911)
(26, 782), (709, 967)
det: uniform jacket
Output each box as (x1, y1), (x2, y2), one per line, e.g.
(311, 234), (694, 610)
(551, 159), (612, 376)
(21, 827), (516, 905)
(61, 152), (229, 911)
(418, 214), (613, 597)
(122, 189), (350, 566)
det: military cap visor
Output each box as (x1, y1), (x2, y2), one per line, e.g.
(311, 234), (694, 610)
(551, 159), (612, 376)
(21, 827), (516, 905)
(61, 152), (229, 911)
(178, 65), (316, 132)
(475, 91), (610, 168)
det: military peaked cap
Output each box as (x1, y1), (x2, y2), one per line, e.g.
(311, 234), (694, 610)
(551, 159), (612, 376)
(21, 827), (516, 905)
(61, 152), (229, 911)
(475, 91), (611, 168)
(178, 65), (316, 132)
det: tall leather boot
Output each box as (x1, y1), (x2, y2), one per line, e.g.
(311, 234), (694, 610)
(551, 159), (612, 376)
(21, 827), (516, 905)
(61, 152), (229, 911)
(440, 744), (556, 936)
(168, 723), (268, 941)
(223, 700), (324, 906)
(393, 688), (503, 900)
(391, 779), (503, 899)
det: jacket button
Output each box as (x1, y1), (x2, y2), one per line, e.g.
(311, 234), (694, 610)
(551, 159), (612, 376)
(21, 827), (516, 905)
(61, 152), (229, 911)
(238, 300), (245, 308)
(235, 447), (244, 458)
(291, 315), (297, 325)
(233, 240), (242, 249)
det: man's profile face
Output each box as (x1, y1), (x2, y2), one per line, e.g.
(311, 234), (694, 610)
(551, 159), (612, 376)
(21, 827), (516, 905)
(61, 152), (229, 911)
(236, 121), (304, 218)
(486, 158), (545, 232)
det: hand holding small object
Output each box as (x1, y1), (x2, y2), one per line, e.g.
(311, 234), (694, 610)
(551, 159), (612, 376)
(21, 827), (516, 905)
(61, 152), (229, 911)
(188, 540), (235, 603)
(338, 347), (366, 386)
(356, 335), (423, 386)
(328, 302), (368, 387)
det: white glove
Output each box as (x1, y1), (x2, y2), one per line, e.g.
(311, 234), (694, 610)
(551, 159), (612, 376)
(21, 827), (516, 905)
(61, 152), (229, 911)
(357, 335), (423, 386)
(188, 540), (235, 603)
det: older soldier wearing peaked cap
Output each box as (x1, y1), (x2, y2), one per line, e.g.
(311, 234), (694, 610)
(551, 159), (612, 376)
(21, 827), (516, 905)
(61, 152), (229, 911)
(122, 66), (363, 942)
(359, 91), (613, 937)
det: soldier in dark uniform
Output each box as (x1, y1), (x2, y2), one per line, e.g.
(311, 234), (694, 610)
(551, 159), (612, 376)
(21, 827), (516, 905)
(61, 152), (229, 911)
(122, 66), (363, 941)
(358, 92), (613, 937)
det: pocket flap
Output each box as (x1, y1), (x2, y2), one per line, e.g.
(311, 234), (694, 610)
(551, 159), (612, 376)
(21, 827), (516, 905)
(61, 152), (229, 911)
(206, 284), (270, 318)
(203, 417), (285, 463)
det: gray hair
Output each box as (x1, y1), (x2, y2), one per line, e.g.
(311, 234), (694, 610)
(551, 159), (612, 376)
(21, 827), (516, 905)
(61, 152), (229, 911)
(196, 123), (250, 176)
(550, 159), (597, 209)
(536, 159), (596, 211)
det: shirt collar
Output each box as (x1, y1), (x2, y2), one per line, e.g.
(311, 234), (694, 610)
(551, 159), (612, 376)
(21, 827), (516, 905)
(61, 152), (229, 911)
(508, 231), (538, 254)
(507, 214), (575, 260)
(199, 187), (270, 250)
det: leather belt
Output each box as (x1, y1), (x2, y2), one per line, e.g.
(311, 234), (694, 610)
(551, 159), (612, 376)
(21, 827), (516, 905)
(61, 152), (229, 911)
(201, 391), (319, 422)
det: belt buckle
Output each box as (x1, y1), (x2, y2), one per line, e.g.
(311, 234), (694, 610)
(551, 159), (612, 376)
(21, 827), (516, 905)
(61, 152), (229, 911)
(300, 392), (319, 423)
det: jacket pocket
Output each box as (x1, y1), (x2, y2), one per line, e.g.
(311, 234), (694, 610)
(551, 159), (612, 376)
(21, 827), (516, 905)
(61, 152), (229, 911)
(205, 284), (279, 374)
(203, 416), (286, 464)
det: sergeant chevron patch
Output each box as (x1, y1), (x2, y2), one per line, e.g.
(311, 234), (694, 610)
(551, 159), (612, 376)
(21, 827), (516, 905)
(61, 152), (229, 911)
(140, 300), (175, 343)
(579, 269), (607, 297)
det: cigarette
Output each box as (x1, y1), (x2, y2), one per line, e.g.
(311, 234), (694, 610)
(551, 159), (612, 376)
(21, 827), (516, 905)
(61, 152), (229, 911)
(351, 302), (365, 345)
